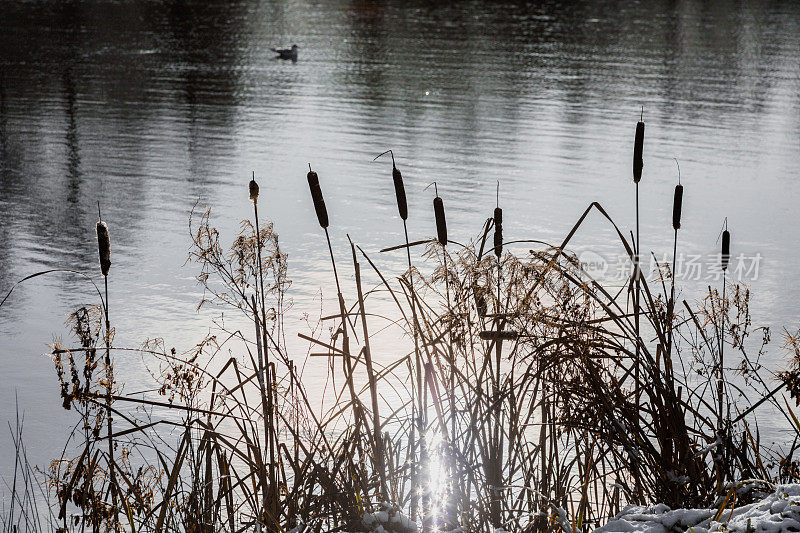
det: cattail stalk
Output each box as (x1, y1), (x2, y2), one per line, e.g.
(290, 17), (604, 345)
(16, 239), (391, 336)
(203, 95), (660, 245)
(374, 150), (424, 516)
(249, 173), (277, 526)
(632, 109), (645, 504)
(492, 185), (503, 407)
(633, 111), (644, 423)
(667, 160), (683, 374)
(306, 165), (358, 411)
(718, 224), (730, 450)
(96, 204), (118, 530)
(422, 182), (450, 529)
(490, 183), (504, 527)
(251, 294), (272, 530)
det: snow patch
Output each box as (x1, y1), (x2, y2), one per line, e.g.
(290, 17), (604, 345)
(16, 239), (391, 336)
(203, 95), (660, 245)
(596, 483), (800, 533)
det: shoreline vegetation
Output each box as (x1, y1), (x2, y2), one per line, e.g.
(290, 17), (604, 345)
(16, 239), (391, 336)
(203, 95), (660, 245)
(3, 140), (800, 532)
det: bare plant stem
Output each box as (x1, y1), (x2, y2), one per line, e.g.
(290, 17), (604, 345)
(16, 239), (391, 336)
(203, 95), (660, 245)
(103, 274), (118, 531)
(717, 271), (727, 484)
(251, 294), (271, 532)
(634, 182), (641, 416)
(350, 238), (388, 501)
(323, 228), (358, 413)
(402, 219), (424, 521)
(633, 179), (644, 505)
(667, 228), (678, 378)
(253, 196), (277, 529)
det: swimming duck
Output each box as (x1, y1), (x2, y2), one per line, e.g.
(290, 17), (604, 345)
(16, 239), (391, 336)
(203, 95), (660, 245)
(272, 44), (298, 61)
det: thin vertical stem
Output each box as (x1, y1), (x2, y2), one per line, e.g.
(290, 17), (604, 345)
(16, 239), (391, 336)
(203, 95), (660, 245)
(718, 273), (727, 433)
(252, 193), (277, 528)
(251, 294), (270, 532)
(632, 180), (644, 505)
(323, 228), (358, 410)
(667, 228), (678, 377)
(103, 274), (118, 531)
(634, 182), (641, 412)
(403, 220), (424, 429)
(402, 219), (423, 521)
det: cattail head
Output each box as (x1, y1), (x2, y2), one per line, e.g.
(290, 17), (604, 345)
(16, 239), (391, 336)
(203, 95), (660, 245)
(672, 184), (683, 230)
(721, 229), (731, 271)
(375, 150), (408, 221)
(249, 173), (259, 203)
(96, 219), (111, 277)
(633, 112), (645, 183)
(306, 164), (329, 229)
(493, 207), (503, 258)
(432, 188), (447, 246)
(393, 165), (408, 221)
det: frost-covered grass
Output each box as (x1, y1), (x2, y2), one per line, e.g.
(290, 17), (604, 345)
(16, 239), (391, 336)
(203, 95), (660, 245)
(596, 483), (800, 533)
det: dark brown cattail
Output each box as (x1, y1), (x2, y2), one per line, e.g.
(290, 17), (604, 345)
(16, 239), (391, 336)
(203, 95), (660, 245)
(433, 195), (447, 246)
(249, 173), (259, 203)
(96, 220), (111, 277)
(493, 207), (503, 258)
(633, 114), (645, 183)
(393, 165), (408, 221)
(374, 150), (408, 220)
(672, 184), (683, 230)
(306, 164), (329, 229)
(721, 229), (730, 271)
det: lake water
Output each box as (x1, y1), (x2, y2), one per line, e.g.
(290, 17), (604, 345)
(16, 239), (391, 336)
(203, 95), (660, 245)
(1, 0), (799, 484)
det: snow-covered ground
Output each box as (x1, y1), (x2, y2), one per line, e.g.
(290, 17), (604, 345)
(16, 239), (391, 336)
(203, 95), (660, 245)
(596, 483), (800, 533)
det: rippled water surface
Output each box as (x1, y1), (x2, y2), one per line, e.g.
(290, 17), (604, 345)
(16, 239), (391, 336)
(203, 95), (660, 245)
(1, 0), (799, 476)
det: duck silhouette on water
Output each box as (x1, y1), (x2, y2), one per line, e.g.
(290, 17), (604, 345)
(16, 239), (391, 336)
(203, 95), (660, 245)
(272, 44), (298, 62)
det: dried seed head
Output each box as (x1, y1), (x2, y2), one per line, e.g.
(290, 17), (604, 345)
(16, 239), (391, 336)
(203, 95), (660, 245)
(375, 150), (408, 220)
(249, 173), (259, 203)
(96, 220), (111, 276)
(306, 165), (329, 228)
(393, 166), (408, 221)
(672, 184), (683, 230)
(433, 195), (447, 246)
(721, 229), (731, 271)
(472, 283), (487, 317)
(633, 119), (645, 183)
(493, 207), (503, 258)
